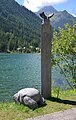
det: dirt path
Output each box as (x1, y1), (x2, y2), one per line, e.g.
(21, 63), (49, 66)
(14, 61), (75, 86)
(27, 108), (76, 120)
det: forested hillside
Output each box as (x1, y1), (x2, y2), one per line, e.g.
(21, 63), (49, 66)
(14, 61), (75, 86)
(0, 0), (76, 53)
(0, 0), (41, 53)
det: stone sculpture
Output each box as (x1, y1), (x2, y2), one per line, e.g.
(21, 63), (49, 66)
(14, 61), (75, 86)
(13, 88), (45, 109)
(40, 12), (54, 21)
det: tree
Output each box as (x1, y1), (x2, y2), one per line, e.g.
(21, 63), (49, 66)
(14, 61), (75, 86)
(7, 33), (18, 51)
(52, 22), (76, 88)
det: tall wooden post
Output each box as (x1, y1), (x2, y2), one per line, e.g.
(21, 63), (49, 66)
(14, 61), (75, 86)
(40, 12), (53, 98)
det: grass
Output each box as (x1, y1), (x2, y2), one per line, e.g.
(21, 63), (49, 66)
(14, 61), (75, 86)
(0, 89), (76, 120)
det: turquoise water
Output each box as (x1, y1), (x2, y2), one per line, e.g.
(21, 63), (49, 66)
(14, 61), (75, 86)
(0, 53), (67, 102)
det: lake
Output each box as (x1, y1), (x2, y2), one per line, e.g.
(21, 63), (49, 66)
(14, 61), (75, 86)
(0, 53), (67, 102)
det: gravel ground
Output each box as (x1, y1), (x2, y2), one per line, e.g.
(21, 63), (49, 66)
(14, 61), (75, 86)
(27, 108), (76, 120)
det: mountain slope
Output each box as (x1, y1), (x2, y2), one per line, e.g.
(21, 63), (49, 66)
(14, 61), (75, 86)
(36, 6), (58, 15)
(36, 6), (76, 29)
(0, 0), (41, 52)
(50, 10), (76, 29)
(0, 1), (76, 52)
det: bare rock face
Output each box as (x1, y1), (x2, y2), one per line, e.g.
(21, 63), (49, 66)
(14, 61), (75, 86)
(13, 88), (45, 109)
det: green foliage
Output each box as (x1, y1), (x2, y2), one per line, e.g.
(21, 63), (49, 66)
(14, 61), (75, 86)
(53, 87), (60, 98)
(52, 22), (76, 88)
(0, 0), (41, 53)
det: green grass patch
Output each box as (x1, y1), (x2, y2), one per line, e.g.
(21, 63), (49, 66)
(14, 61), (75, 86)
(0, 89), (76, 120)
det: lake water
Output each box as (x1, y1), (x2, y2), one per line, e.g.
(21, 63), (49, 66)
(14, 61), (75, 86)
(0, 53), (67, 102)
